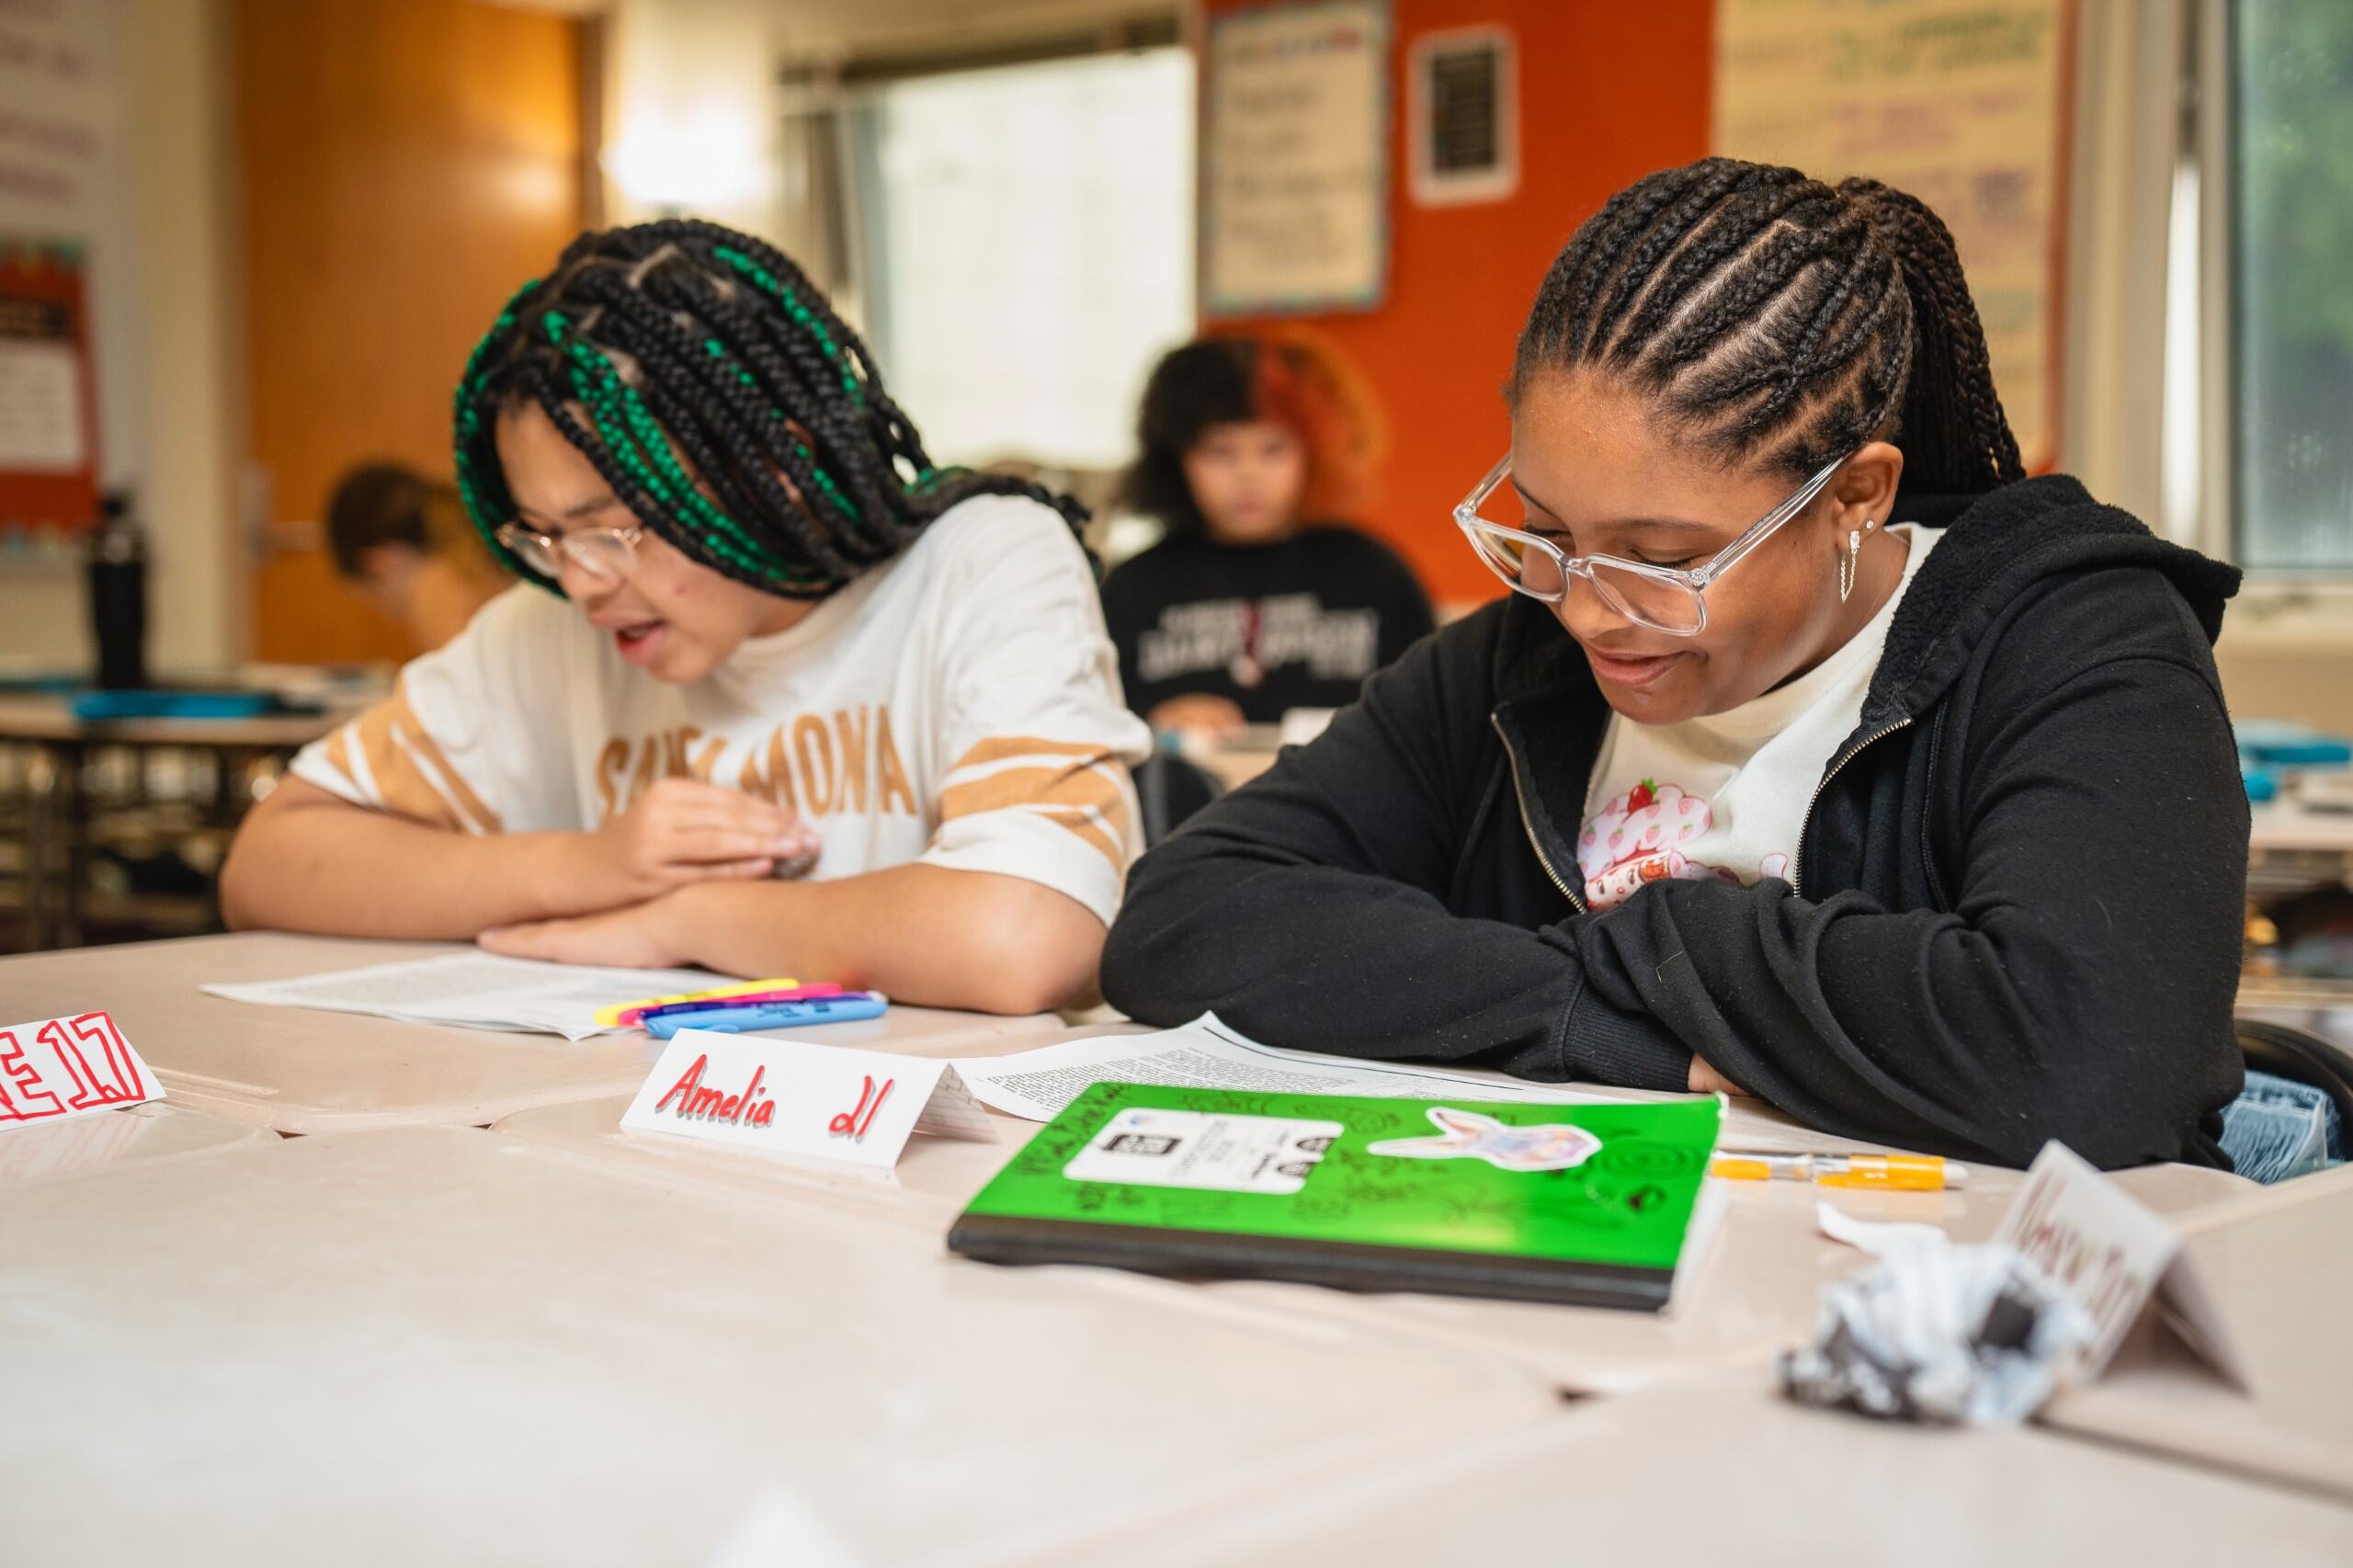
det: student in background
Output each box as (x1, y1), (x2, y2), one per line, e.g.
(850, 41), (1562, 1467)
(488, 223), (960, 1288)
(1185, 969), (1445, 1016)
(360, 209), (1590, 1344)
(222, 220), (1148, 1014)
(1102, 332), (1435, 735)
(1104, 159), (2248, 1169)
(324, 461), (509, 652)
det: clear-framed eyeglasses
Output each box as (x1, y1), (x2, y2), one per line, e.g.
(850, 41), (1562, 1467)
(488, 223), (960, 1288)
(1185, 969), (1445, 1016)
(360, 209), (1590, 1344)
(1452, 452), (1849, 635)
(494, 520), (644, 585)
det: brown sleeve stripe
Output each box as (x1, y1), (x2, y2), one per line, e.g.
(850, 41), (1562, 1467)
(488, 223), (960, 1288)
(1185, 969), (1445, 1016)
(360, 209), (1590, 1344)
(389, 681), (504, 834)
(956, 735), (1114, 767)
(938, 740), (1134, 867)
(333, 680), (504, 835)
(320, 726), (358, 790)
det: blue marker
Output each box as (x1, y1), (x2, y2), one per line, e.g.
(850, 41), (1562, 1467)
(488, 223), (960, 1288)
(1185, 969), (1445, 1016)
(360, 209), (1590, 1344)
(646, 995), (890, 1039)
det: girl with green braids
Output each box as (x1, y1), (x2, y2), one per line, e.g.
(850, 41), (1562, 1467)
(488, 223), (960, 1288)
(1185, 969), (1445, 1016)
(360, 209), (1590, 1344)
(222, 221), (1150, 1013)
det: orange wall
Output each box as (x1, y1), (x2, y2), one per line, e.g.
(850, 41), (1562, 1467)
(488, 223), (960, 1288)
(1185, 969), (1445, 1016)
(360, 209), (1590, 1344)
(1203, 0), (1715, 604)
(235, 0), (585, 663)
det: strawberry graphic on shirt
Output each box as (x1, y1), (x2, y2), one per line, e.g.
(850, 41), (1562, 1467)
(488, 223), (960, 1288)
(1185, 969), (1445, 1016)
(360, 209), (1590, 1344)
(1577, 779), (1795, 908)
(1577, 779), (1725, 910)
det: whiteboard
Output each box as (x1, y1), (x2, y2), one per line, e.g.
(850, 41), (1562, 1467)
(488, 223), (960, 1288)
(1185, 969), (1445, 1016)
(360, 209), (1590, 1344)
(1713, 0), (2070, 469)
(1201, 0), (1392, 316)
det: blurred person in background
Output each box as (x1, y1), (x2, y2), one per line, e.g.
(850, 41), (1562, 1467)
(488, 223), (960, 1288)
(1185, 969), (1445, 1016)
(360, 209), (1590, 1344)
(324, 461), (509, 653)
(1103, 330), (1435, 737)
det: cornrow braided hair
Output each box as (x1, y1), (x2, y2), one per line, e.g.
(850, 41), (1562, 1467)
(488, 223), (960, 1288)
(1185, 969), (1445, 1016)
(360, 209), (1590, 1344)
(452, 219), (1089, 600)
(1514, 157), (2028, 493)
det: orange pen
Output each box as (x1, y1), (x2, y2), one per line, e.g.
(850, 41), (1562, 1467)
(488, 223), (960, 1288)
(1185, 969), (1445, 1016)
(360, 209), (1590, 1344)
(1709, 1151), (1968, 1191)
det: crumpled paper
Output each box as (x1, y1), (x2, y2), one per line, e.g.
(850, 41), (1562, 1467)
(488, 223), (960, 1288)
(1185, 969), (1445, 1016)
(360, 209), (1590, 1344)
(1779, 1203), (2094, 1426)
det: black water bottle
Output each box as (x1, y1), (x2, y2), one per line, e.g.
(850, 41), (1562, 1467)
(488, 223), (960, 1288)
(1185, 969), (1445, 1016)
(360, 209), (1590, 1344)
(87, 490), (149, 689)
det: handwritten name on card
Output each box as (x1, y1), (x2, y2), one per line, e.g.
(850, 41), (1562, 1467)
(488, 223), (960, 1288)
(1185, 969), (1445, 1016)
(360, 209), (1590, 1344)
(621, 1031), (995, 1170)
(1995, 1142), (2251, 1390)
(0, 1012), (163, 1129)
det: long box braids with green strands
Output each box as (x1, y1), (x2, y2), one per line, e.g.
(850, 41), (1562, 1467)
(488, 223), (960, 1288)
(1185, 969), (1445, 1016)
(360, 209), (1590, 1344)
(451, 219), (1091, 601)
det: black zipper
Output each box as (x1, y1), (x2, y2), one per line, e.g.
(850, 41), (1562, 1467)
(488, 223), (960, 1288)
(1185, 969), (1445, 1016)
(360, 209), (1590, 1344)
(1491, 713), (1586, 914)
(1790, 718), (1914, 899)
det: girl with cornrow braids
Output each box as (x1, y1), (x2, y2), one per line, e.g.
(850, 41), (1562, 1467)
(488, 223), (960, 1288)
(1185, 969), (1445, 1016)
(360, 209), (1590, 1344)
(1107, 158), (2249, 1170)
(224, 221), (1150, 1014)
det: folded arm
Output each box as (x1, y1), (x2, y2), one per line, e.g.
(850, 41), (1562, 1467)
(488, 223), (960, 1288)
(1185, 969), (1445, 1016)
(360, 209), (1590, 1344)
(1108, 588), (2250, 1168)
(1568, 649), (2248, 1166)
(1101, 633), (1693, 1087)
(219, 774), (804, 938)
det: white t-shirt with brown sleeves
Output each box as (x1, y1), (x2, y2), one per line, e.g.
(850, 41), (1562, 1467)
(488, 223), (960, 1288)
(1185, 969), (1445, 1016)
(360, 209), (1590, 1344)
(290, 494), (1154, 926)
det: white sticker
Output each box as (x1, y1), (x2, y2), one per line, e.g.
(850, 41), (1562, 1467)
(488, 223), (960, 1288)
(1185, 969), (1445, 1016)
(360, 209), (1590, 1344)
(1367, 1105), (1601, 1173)
(1063, 1108), (1342, 1195)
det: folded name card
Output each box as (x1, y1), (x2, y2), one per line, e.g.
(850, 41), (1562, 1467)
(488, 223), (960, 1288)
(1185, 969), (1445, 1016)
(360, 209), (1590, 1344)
(621, 1030), (995, 1169)
(1995, 1142), (2251, 1391)
(0, 1012), (163, 1128)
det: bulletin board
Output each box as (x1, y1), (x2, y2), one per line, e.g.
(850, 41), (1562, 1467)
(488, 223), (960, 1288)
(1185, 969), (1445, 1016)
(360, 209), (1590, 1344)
(1712, 0), (2072, 470)
(1200, 0), (1392, 317)
(0, 241), (98, 533)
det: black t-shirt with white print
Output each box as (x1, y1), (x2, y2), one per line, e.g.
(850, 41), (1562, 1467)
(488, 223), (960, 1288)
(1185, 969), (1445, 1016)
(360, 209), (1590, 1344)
(1100, 525), (1438, 724)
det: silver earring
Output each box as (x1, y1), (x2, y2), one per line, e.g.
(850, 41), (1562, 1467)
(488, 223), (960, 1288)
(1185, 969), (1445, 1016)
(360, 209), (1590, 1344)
(1838, 518), (1875, 603)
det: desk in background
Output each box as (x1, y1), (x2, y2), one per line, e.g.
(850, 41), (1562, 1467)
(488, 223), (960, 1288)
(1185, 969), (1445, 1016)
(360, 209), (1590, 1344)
(0, 691), (346, 950)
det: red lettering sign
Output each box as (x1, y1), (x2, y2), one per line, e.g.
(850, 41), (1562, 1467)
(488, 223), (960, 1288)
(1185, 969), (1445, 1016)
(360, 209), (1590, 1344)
(827, 1074), (892, 1142)
(0, 1028), (64, 1121)
(650, 1052), (775, 1129)
(0, 1012), (153, 1124)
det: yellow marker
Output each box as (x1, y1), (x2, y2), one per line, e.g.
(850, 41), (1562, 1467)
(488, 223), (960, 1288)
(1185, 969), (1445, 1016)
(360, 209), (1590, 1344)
(1710, 1151), (1968, 1191)
(595, 978), (801, 1028)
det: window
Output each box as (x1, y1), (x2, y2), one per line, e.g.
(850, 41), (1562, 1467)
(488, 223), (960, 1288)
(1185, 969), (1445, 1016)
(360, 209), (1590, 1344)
(840, 47), (1195, 472)
(2230, 0), (2353, 573)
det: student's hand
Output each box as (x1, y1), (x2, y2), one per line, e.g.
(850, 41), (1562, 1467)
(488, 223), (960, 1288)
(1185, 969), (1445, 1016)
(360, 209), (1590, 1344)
(581, 778), (820, 905)
(479, 897), (690, 971)
(1688, 1056), (1744, 1096)
(1147, 694), (1249, 736)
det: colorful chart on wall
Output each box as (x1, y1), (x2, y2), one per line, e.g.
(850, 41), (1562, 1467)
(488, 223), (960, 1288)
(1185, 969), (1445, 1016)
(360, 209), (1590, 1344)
(1201, 0), (1392, 316)
(1712, 0), (2070, 470)
(0, 240), (97, 534)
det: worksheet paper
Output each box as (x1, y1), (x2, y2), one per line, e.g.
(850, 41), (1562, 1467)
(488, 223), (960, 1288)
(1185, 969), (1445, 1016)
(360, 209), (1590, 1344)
(203, 953), (717, 1040)
(950, 1014), (1625, 1122)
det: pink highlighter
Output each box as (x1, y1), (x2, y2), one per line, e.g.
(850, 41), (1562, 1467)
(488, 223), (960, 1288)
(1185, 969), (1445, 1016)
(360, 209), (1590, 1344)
(614, 983), (845, 1028)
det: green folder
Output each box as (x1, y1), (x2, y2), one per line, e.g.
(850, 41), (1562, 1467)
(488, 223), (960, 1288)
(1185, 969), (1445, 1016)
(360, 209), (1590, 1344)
(948, 1083), (1724, 1312)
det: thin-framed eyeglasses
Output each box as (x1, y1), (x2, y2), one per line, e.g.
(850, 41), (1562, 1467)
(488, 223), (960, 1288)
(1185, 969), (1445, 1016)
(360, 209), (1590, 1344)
(1452, 452), (1849, 635)
(494, 520), (644, 585)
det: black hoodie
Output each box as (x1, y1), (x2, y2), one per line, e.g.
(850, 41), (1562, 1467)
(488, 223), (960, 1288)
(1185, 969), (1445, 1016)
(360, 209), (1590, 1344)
(1102, 477), (2249, 1170)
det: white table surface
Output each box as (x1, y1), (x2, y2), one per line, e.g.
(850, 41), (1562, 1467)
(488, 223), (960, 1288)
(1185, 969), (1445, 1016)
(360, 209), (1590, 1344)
(0, 934), (1068, 1133)
(2042, 1164), (2353, 1499)
(493, 1091), (1038, 1231)
(1084, 1374), (2353, 1568)
(0, 1125), (1563, 1567)
(0, 1101), (274, 1189)
(491, 1090), (1967, 1394)
(495, 1082), (2251, 1396)
(1205, 1154), (2248, 1393)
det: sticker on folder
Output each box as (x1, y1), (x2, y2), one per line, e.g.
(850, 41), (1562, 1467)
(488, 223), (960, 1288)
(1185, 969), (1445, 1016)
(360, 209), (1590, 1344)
(1368, 1106), (1600, 1173)
(1063, 1108), (1341, 1195)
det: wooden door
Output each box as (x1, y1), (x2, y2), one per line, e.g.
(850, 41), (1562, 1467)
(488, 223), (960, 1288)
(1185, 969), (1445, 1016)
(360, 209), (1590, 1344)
(235, 0), (586, 663)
